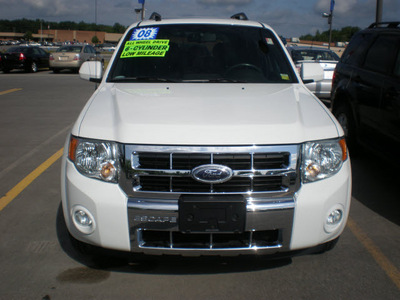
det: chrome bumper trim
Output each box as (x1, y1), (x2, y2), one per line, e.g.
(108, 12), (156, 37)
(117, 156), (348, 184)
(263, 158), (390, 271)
(128, 197), (294, 255)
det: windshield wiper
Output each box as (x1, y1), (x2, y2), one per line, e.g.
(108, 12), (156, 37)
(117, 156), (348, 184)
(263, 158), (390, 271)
(207, 78), (249, 83)
(188, 78), (248, 83)
(110, 76), (178, 83)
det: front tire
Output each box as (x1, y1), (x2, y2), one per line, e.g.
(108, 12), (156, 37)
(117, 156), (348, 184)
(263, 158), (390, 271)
(334, 104), (358, 152)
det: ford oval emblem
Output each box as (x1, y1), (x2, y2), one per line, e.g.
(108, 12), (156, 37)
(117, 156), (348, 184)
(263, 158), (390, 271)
(191, 164), (233, 184)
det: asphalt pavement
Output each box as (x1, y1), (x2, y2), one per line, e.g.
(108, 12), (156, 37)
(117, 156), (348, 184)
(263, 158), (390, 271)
(0, 70), (399, 300)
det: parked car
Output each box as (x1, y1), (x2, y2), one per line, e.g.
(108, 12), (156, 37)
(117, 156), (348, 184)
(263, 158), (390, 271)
(96, 43), (116, 52)
(61, 13), (351, 261)
(287, 46), (339, 99)
(49, 44), (103, 73)
(1, 46), (49, 73)
(331, 22), (400, 157)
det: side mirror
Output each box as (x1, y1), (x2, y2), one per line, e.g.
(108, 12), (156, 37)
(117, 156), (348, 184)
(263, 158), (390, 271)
(300, 62), (324, 84)
(79, 61), (103, 83)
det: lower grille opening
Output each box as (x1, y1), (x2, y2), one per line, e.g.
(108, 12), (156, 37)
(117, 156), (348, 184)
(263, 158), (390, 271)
(173, 232), (211, 249)
(139, 230), (280, 249)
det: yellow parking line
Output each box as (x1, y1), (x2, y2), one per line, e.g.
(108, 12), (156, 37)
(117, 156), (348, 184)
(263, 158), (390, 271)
(0, 88), (22, 96)
(347, 217), (400, 290)
(0, 148), (64, 211)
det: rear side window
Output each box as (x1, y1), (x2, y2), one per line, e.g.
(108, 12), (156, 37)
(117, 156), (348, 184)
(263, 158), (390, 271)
(341, 32), (372, 66)
(58, 46), (82, 53)
(39, 48), (47, 55)
(363, 35), (400, 75)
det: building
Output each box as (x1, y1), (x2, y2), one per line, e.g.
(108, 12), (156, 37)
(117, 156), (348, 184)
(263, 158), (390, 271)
(0, 29), (122, 44)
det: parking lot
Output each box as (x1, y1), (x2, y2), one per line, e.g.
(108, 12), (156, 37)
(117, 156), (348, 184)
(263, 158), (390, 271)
(0, 71), (399, 299)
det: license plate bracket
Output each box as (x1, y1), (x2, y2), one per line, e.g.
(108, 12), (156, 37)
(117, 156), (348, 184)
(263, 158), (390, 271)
(179, 195), (246, 233)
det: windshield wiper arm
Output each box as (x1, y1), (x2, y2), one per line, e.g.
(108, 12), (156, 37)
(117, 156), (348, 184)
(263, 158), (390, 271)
(111, 76), (178, 83)
(207, 78), (249, 83)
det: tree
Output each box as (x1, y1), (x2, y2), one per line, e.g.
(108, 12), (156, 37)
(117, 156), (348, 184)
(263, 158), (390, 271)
(112, 23), (126, 33)
(300, 26), (361, 43)
(23, 31), (33, 41)
(92, 35), (100, 44)
(0, 18), (124, 34)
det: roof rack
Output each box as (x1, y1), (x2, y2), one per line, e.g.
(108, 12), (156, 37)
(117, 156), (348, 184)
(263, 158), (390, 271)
(230, 13), (248, 21)
(368, 21), (399, 29)
(149, 12), (162, 21)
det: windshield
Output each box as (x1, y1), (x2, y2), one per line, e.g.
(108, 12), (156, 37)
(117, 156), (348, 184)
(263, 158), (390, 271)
(291, 49), (339, 62)
(57, 46), (83, 53)
(108, 24), (297, 83)
(6, 47), (26, 53)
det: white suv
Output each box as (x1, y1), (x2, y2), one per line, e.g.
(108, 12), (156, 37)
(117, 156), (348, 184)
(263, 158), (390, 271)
(61, 13), (351, 258)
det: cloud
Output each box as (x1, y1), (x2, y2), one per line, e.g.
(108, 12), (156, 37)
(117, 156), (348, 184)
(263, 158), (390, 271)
(314, 0), (399, 27)
(21, 0), (81, 15)
(1, 0), (398, 39)
(197, 0), (253, 5)
(315, 0), (359, 14)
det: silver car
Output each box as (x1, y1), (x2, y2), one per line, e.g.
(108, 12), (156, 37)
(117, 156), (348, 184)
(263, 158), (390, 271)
(287, 46), (339, 99)
(49, 44), (103, 73)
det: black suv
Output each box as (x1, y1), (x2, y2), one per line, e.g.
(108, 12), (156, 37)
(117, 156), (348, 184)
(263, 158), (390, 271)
(331, 22), (400, 157)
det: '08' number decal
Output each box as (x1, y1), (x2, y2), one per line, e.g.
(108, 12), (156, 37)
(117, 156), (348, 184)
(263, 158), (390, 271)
(130, 27), (159, 40)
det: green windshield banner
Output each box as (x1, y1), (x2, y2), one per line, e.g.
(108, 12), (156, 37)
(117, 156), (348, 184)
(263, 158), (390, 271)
(120, 40), (170, 58)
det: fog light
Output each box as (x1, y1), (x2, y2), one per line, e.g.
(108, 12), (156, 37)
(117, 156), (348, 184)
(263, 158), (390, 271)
(72, 206), (96, 234)
(324, 206), (344, 233)
(327, 209), (342, 225)
(74, 210), (93, 226)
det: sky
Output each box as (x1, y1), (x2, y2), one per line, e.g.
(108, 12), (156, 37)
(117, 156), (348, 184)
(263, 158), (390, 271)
(0, 0), (399, 38)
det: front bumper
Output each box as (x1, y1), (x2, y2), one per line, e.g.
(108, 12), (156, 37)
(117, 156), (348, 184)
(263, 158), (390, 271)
(61, 148), (351, 255)
(127, 196), (295, 255)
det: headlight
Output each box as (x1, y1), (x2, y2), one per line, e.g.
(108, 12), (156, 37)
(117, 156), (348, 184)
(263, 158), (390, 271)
(302, 138), (348, 183)
(68, 136), (120, 183)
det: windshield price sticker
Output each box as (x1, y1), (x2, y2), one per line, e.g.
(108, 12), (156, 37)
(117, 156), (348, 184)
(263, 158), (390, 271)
(130, 27), (159, 40)
(120, 40), (170, 58)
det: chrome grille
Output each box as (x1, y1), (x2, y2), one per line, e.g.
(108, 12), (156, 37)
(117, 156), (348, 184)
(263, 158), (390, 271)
(137, 176), (284, 193)
(137, 229), (281, 250)
(121, 145), (299, 196)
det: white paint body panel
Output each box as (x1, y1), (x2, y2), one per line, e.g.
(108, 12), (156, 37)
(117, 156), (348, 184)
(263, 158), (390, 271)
(72, 83), (341, 145)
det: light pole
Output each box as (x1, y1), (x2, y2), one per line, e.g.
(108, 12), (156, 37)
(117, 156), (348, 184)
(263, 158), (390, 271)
(136, 0), (145, 21)
(322, 0), (335, 49)
(376, 0), (383, 24)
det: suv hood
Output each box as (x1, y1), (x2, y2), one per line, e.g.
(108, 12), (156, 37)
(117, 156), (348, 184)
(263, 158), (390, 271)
(75, 83), (340, 145)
